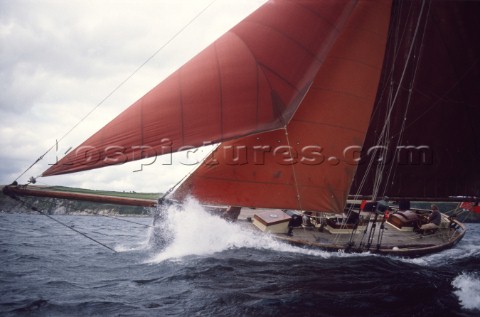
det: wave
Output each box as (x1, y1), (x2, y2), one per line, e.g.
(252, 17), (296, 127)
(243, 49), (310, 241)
(112, 198), (480, 268)
(113, 220), (158, 252)
(145, 198), (372, 263)
(114, 231), (153, 252)
(452, 272), (480, 311)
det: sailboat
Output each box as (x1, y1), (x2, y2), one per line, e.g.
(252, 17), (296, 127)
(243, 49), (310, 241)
(4, 0), (479, 257)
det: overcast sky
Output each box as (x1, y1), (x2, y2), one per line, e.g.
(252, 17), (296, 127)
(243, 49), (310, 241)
(0, 0), (266, 193)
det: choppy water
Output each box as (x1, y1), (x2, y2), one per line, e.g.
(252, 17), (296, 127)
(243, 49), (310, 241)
(1, 200), (479, 317)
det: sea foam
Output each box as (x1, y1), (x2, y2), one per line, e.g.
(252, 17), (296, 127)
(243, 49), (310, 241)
(452, 272), (480, 310)
(147, 197), (345, 263)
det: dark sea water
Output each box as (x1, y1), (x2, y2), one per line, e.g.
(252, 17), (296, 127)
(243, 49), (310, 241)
(1, 201), (479, 317)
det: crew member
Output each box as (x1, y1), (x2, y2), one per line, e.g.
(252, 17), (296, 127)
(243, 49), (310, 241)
(420, 204), (442, 233)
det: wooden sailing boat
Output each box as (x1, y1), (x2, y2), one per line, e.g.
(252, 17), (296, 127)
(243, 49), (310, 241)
(5, 0), (479, 256)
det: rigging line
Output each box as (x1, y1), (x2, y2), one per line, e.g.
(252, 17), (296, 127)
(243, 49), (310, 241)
(8, 194), (117, 253)
(371, 62), (396, 196)
(351, 59), (398, 198)
(380, 0), (427, 131)
(444, 209), (466, 241)
(13, 0), (218, 183)
(335, 199), (363, 245)
(14, 154), (46, 183)
(375, 216), (387, 250)
(162, 172), (190, 200)
(396, 57), (480, 136)
(163, 143), (221, 199)
(372, 88), (394, 198)
(459, 211), (472, 232)
(367, 0), (428, 200)
(333, 201), (357, 245)
(38, 210), (117, 253)
(358, 210), (375, 249)
(382, 1), (432, 194)
(100, 214), (154, 228)
(350, 156), (376, 207)
(351, 122), (389, 202)
(367, 0), (412, 121)
(350, 56), (397, 200)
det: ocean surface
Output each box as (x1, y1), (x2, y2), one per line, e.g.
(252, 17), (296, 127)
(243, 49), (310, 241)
(1, 200), (479, 317)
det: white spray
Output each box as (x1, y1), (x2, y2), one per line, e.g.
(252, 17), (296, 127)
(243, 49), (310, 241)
(147, 197), (339, 263)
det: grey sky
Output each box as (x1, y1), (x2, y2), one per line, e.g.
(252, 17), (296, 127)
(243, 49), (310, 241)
(0, 0), (265, 193)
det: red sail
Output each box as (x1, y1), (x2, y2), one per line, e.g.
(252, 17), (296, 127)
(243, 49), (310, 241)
(43, 0), (356, 176)
(172, 0), (392, 213)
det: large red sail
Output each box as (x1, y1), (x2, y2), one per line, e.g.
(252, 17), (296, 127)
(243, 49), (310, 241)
(43, 0), (357, 177)
(172, 0), (392, 213)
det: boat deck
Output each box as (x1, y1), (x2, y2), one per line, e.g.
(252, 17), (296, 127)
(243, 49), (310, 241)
(237, 208), (465, 257)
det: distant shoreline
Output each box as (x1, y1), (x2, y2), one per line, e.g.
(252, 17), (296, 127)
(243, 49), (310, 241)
(1, 185), (479, 222)
(1, 185), (159, 216)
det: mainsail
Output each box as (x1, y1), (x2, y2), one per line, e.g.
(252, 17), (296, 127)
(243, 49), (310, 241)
(43, 0), (357, 176)
(39, 0), (480, 210)
(172, 0), (392, 212)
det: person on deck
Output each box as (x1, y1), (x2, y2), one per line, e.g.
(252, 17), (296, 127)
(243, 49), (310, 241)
(420, 204), (442, 232)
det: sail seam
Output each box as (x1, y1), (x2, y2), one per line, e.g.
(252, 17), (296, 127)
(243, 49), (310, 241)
(228, 29), (317, 94)
(179, 68), (185, 145)
(216, 31), (266, 130)
(234, 20), (331, 65)
(256, 58), (260, 128)
(213, 42), (224, 139)
(288, 0), (350, 31)
(256, 62), (305, 92)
